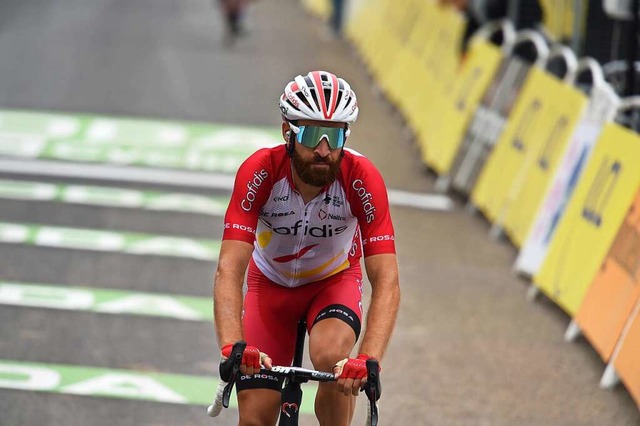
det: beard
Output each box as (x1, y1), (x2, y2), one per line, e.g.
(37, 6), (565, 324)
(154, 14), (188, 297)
(291, 148), (343, 187)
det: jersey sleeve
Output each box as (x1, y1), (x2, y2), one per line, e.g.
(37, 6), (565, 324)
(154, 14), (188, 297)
(346, 155), (396, 257)
(222, 149), (273, 243)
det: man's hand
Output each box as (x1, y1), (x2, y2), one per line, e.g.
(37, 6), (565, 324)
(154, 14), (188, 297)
(221, 343), (272, 375)
(333, 354), (379, 396)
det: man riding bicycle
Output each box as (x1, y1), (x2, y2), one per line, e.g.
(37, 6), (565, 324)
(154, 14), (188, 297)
(213, 70), (400, 426)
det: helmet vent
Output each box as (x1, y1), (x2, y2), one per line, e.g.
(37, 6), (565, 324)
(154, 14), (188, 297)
(304, 75), (314, 88)
(323, 89), (332, 110)
(309, 89), (320, 111)
(295, 92), (311, 109)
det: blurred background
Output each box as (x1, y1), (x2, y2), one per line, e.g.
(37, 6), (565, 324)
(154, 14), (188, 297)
(0, 0), (639, 425)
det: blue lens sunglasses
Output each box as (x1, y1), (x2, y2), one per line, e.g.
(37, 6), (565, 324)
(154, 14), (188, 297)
(289, 123), (350, 149)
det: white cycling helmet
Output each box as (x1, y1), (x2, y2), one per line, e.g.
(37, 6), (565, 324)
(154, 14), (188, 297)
(279, 70), (359, 124)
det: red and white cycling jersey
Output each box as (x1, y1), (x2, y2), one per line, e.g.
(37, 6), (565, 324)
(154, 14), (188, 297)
(223, 145), (396, 288)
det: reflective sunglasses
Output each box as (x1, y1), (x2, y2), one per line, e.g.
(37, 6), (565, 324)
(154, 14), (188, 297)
(289, 123), (350, 149)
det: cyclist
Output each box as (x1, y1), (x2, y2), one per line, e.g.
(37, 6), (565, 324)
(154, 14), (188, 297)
(219, 0), (248, 44)
(213, 70), (400, 426)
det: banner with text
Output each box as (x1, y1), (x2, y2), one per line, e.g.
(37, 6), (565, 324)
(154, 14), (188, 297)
(534, 123), (640, 315)
(470, 68), (552, 221)
(449, 55), (532, 194)
(513, 120), (603, 276)
(502, 79), (588, 247)
(426, 39), (502, 176)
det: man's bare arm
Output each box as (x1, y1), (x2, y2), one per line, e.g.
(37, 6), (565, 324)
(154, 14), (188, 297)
(213, 239), (254, 347)
(359, 253), (400, 360)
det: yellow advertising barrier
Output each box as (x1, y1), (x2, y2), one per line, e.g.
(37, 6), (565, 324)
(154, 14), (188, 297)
(344, 0), (465, 158)
(413, 6), (465, 156)
(613, 302), (640, 407)
(377, 0), (426, 103)
(345, 0), (377, 46)
(302, 0), (332, 20)
(425, 39), (503, 175)
(502, 81), (588, 247)
(382, 0), (432, 108)
(397, 2), (445, 132)
(534, 123), (640, 315)
(539, 0), (583, 42)
(366, 0), (402, 82)
(576, 188), (640, 362)
(346, 0), (389, 71)
(470, 68), (550, 221)
(416, 7), (465, 129)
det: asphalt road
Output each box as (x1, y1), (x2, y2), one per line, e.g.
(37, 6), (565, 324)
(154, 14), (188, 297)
(0, 0), (638, 425)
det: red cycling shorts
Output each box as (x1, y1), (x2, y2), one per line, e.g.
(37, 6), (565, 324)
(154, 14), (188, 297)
(242, 258), (364, 368)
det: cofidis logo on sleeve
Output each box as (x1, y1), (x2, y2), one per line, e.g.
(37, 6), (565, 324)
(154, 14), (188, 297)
(352, 179), (376, 223)
(241, 169), (269, 211)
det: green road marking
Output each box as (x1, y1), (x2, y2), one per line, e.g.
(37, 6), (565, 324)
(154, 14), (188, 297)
(0, 110), (280, 173)
(0, 179), (230, 215)
(0, 281), (212, 321)
(0, 359), (317, 412)
(0, 223), (221, 261)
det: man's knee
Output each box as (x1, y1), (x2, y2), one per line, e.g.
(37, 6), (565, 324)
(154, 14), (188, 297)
(309, 320), (355, 371)
(238, 388), (281, 426)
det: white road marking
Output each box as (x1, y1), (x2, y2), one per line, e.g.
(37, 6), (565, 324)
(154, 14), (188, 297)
(0, 158), (454, 211)
(387, 189), (454, 211)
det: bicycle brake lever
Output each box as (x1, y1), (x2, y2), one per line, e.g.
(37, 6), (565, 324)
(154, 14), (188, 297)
(220, 341), (246, 408)
(364, 359), (381, 400)
(363, 359), (381, 426)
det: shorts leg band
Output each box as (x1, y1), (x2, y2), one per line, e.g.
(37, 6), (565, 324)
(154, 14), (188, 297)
(312, 304), (361, 340)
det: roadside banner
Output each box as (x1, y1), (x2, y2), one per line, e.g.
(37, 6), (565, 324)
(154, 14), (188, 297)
(369, 1), (407, 87)
(302, 0), (331, 19)
(470, 67), (554, 221)
(345, 0), (386, 66)
(613, 301), (640, 407)
(534, 122), (640, 315)
(500, 76), (587, 247)
(357, 0), (398, 83)
(344, 0), (465, 159)
(539, 0), (578, 41)
(426, 38), (503, 175)
(406, 3), (465, 153)
(378, 0), (428, 107)
(514, 82), (620, 276)
(448, 49), (536, 194)
(385, 1), (437, 116)
(575, 188), (640, 361)
(513, 120), (601, 272)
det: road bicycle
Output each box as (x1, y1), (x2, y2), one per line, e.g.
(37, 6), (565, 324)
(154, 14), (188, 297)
(207, 319), (381, 425)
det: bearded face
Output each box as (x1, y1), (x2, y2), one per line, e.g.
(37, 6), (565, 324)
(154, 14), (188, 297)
(291, 147), (343, 187)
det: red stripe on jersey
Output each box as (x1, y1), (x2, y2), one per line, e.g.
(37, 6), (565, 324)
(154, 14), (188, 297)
(273, 244), (318, 263)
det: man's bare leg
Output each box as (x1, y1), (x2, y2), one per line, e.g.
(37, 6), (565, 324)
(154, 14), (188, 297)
(309, 318), (357, 426)
(237, 388), (281, 426)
